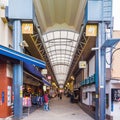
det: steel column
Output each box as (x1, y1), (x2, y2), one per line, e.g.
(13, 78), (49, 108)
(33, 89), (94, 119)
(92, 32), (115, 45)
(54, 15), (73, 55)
(95, 37), (99, 120)
(13, 20), (23, 119)
(98, 22), (106, 120)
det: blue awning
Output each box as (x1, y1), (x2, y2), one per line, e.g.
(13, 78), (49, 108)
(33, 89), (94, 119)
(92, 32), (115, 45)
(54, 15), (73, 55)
(24, 63), (51, 86)
(0, 45), (46, 68)
(42, 77), (51, 86)
(102, 39), (120, 48)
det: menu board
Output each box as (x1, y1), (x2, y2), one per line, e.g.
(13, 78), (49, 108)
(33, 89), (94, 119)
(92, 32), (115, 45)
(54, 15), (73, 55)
(111, 89), (120, 101)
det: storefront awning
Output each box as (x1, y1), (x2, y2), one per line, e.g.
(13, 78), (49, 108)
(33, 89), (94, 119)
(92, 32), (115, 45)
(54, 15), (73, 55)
(0, 45), (46, 68)
(42, 77), (51, 86)
(24, 63), (51, 86)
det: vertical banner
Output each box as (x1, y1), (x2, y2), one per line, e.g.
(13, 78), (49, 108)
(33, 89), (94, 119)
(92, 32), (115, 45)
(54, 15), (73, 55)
(20, 86), (23, 98)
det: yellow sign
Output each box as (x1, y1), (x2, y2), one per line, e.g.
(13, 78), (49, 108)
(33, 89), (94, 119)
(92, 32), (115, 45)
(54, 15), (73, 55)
(86, 25), (97, 36)
(22, 23), (33, 34)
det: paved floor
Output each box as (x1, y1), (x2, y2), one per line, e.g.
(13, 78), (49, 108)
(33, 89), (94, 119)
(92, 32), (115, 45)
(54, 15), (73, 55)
(21, 96), (94, 120)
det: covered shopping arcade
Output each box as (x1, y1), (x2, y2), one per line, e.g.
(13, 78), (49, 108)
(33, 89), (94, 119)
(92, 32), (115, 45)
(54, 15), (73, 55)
(1, 0), (119, 120)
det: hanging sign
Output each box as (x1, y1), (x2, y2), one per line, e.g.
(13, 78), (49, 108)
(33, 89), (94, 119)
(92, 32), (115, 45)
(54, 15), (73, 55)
(41, 69), (47, 75)
(47, 76), (51, 80)
(79, 61), (86, 69)
(86, 25), (97, 36)
(22, 23), (33, 34)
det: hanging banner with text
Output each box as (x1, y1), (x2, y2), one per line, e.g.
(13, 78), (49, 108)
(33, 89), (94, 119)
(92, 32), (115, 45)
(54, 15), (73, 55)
(22, 23), (33, 34)
(86, 25), (97, 37)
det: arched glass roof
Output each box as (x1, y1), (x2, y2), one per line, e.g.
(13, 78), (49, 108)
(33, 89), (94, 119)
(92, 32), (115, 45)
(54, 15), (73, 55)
(42, 30), (79, 87)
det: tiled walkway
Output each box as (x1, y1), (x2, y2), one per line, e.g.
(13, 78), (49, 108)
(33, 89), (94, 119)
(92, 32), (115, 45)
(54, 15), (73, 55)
(21, 96), (93, 120)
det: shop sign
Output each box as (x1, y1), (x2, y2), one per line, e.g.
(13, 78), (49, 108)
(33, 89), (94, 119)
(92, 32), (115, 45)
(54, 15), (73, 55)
(86, 25), (97, 36)
(79, 61), (86, 69)
(20, 86), (23, 98)
(43, 85), (46, 91)
(47, 76), (51, 80)
(22, 23), (33, 34)
(41, 69), (47, 75)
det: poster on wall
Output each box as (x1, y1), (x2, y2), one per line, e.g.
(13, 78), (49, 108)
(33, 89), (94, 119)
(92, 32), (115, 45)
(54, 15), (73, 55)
(7, 86), (11, 106)
(111, 89), (120, 101)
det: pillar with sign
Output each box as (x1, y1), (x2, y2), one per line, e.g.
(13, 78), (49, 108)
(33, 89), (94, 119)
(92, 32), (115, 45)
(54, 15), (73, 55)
(7, 0), (34, 119)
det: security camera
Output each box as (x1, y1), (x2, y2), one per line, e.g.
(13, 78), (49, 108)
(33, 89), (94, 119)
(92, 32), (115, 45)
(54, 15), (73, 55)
(19, 40), (29, 47)
(37, 25), (40, 28)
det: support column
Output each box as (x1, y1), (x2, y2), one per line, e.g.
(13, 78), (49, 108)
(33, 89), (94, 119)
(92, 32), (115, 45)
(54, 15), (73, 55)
(98, 22), (106, 120)
(95, 37), (99, 120)
(13, 20), (23, 119)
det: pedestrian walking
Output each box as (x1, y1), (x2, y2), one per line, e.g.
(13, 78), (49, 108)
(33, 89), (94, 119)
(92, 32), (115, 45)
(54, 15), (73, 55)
(59, 92), (62, 100)
(43, 92), (49, 111)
